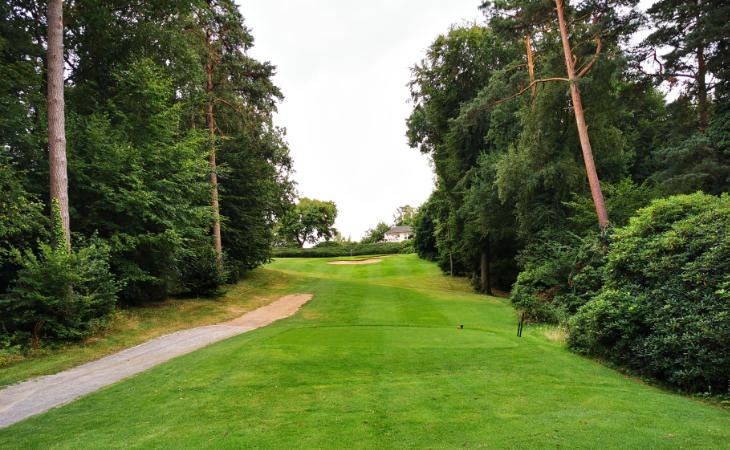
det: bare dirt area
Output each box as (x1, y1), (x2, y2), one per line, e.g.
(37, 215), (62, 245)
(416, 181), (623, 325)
(0, 293), (313, 429)
(222, 293), (312, 327)
(327, 259), (383, 265)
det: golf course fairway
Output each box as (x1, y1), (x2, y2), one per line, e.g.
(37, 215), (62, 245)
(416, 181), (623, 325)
(1, 254), (728, 448)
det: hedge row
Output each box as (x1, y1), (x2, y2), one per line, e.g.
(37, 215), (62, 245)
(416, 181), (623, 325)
(273, 241), (414, 258)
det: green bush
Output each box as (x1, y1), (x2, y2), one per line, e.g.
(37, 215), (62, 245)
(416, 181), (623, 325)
(0, 238), (120, 349)
(556, 231), (611, 316)
(569, 193), (730, 394)
(273, 241), (412, 258)
(176, 240), (227, 297)
(510, 232), (581, 323)
(510, 231), (612, 324)
(313, 241), (343, 248)
(0, 160), (48, 293)
(400, 239), (415, 254)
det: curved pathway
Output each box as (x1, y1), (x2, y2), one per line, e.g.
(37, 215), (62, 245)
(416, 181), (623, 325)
(0, 293), (313, 428)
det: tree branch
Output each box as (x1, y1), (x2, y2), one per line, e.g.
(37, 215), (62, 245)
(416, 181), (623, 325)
(569, 12), (591, 26)
(667, 73), (695, 79)
(652, 48), (663, 75)
(213, 98), (240, 112)
(471, 77), (569, 115)
(493, 63), (529, 82)
(576, 35), (602, 78)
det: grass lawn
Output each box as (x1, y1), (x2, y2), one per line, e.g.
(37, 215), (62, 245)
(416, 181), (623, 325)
(1, 254), (728, 448)
(0, 268), (291, 388)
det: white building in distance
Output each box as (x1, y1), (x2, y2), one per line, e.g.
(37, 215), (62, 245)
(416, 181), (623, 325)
(383, 225), (414, 243)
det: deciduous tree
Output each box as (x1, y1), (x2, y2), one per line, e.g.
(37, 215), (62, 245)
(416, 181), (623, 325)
(279, 198), (338, 248)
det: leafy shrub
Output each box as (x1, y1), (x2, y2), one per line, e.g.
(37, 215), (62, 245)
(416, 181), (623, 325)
(314, 241), (343, 248)
(510, 232), (582, 323)
(412, 196), (440, 261)
(565, 178), (657, 235)
(0, 160), (48, 293)
(273, 241), (411, 258)
(176, 240), (227, 297)
(556, 231), (611, 316)
(0, 331), (23, 367)
(400, 239), (415, 254)
(0, 238), (120, 349)
(511, 231), (612, 324)
(569, 193), (730, 394)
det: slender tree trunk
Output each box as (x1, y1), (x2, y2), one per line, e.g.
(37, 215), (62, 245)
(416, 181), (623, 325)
(480, 224), (492, 295)
(697, 45), (708, 133)
(485, 237), (492, 295)
(47, 0), (70, 250)
(447, 225), (453, 277)
(526, 35), (536, 98)
(555, 0), (609, 228)
(480, 248), (488, 293)
(206, 29), (223, 263)
(32, 321), (44, 351)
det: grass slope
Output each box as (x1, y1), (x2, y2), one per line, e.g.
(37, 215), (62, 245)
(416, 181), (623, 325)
(1, 255), (728, 448)
(0, 269), (290, 388)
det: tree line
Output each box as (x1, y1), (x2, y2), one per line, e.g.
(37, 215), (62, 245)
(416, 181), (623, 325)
(408, 0), (729, 394)
(1, 1), (294, 348)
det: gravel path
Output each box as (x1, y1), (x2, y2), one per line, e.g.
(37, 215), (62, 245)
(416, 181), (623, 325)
(0, 293), (313, 428)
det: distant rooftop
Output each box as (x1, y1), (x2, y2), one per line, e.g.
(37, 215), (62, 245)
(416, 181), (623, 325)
(385, 225), (413, 235)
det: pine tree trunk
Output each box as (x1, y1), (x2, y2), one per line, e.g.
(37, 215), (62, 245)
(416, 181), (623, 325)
(697, 45), (708, 133)
(485, 237), (492, 295)
(47, 0), (70, 250)
(480, 224), (492, 295)
(206, 29), (223, 263)
(555, 0), (609, 228)
(480, 224), (487, 292)
(480, 248), (488, 292)
(526, 35), (536, 98)
(447, 225), (454, 277)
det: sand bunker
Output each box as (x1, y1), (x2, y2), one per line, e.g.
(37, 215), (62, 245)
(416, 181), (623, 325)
(327, 258), (383, 265)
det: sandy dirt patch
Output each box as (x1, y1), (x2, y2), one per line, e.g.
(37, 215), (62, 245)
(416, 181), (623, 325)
(544, 328), (567, 342)
(0, 293), (313, 429)
(222, 293), (312, 327)
(327, 259), (382, 265)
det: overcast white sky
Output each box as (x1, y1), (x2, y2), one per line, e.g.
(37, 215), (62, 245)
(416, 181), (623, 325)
(238, 0), (484, 241)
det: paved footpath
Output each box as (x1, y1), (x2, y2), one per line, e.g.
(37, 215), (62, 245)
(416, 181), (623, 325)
(0, 293), (313, 428)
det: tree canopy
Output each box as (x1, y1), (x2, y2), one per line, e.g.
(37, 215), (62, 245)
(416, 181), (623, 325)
(0, 0), (295, 346)
(408, 0), (730, 394)
(278, 198), (338, 248)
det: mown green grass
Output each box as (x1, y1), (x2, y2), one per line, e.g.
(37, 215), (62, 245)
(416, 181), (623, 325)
(0, 268), (293, 388)
(1, 254), (728, 448)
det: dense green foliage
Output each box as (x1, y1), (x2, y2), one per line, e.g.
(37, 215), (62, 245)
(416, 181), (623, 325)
(510, 179), (655, 322)
(408, 0), (730, 394)
(277, 198), (338, 248)
(0, 240), (119, 348)
(2, 256), (729, 447)
(0, 161), (48, 294)
(360, 222), (391, 244)
(392, 205), (417, 226)
(273, 241), (412, 258)
(0, 201), (119, 348)
(569, 193), (730, 394)
(0, 1), (294, 348)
